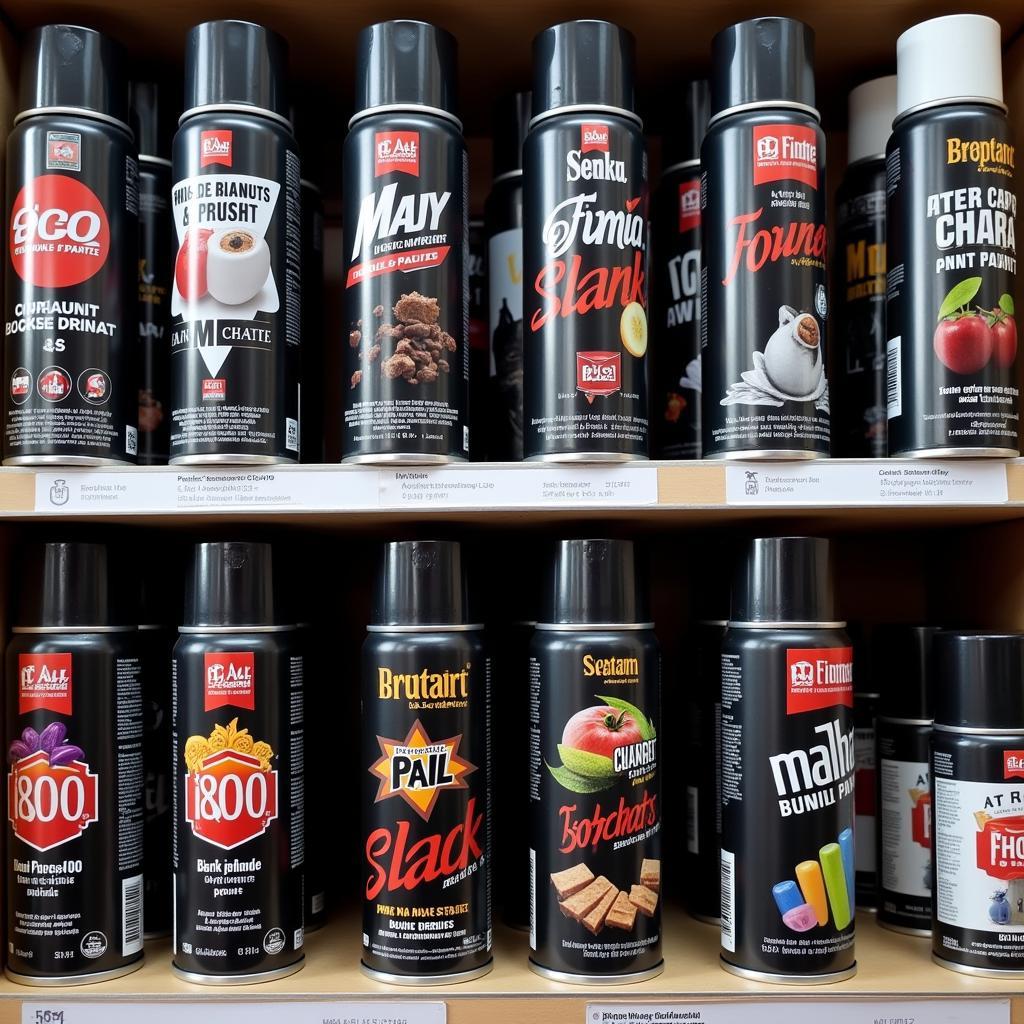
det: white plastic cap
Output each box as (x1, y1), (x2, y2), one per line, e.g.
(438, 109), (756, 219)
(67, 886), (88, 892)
(896, 14), (1003, 117)
(847, 76), (897, 164)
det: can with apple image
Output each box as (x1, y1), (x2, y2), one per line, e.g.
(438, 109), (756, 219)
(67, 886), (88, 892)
(530, 539), (662, 983)
(886, 16), (1018, 457)
(524, 21), (650, 462)
(170, 21), (301, 465)
(701, 18), (830, 460)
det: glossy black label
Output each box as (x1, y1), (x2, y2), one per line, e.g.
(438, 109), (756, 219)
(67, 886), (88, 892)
(142, 627), (173, 936)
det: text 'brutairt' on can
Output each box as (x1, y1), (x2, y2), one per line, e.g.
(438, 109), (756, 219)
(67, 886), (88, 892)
(886, 15), (1019, 457)
(170, 21), (301, 465)
(361, 540), (492, 984)
(4, 26), (138, 466)
(6, 542), (144, 985)
(530, 539), (662, 983)
(720, 537), (856, 983)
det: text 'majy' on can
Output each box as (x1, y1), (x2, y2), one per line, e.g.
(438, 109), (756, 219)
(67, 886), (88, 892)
(530, 538), (662, 983)
(833, 77), (896, 459)
(932, 631), (1024, 978)
(343, 22), (468, 464)
(720, 536), (856, 984)
(524, 21), (650, 463)
(170, 21), (301, 465)
(850, 623), (879, 911)
(172, 541), (304, 984)
(701, 18), (830, 461)
(652, 80), (709, 460)
(4, 26), (138, 466)
(6, 541), (144, 985)
(876, 625), (937, 936)
(886, 16), (1019, 458)
(361, 540), (491, 984)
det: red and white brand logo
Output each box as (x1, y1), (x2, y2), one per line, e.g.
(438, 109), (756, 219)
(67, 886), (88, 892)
(375, 132), (420, 177)
(977, 815), (1024, 880)
(185, 749), (278, 850)
(47, 137), (80, 170)
(37, 367), (72, 402)
(576, 351), (621, 399)
(911, 793), (932, 849)
(786, 647), (854, 715)
(202, 378), (226, 401)
(10, 369), (30, 399)
(8, 750), (98, 852)
(19, 654), (72, 715)
(10, 175), (110, 287)
(753, 124), (819, 189)
(581, 124), (610, 153)
(204, 653), (255, 711)
(201, 130), (232, 167)
(1005, 751), (1024, 779)
(678, 178), (701, 233)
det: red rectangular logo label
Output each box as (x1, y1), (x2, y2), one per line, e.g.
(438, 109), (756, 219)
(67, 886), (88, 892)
(753, 124), (819, 189)
(678, 178), (701, 233)
(786, 646), (853, 715)
(977, 815), (1024, 880)
(911, 793), (932, 848)
(200, 130), (232, 167)
(204, 652), (255, 711)
(1005, 751), (1024, 779)
(576, 351), (621, 398)
(581, 124), (610, 153)
(375, 131), (420, 177)
(202, 378), (226, 401)
(19, 653), (72, 715)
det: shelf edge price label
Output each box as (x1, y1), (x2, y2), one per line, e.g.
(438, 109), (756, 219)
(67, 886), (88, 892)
(22, 1002), (447, 1024)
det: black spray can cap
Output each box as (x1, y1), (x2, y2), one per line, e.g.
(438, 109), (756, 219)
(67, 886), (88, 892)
(876, 625), (940, 720)
(372, 540), (471, 627)
(18, 25), (129, 129)
(492, 91), (531, 178)
(933, 632), (1024, 731)
(710, 17), (817, 122)
(531, 21), (638, 124)
(183, 541), (280, 628)
(543, 538), (647, 625)
(730, 536), (836, 625)
(17, 541), (127, 629)
(663, 79), (710, 170)
(130, 80), (173, 160)
(183, 21), (290, 123)
(353, 21), (458, 124)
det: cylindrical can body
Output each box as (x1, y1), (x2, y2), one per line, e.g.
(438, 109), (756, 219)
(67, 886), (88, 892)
(170, 111), (301, 463)
(299, 622), (326, 931)
(853, 687), (879, 908)
(523, 113), (650, 460)
(468, 219), (488, 459)
(5, 631), (144, 983)
(172, 629), (304, 982)
(652, 161), (702, 458)
(299, 180), (325, 464)
(886, 103), (1019, 456)
(529, 627), (662, 981)
(701, 109), (830, 459)
(137, 156), (173, 463)
(720, 626), (856, 982)
(834, 158), (887, 457)
(877, 716), (932, 934)
(361, 630), (491, 982)
(4, 116), (138, 465)
(342, 112), (468, 462)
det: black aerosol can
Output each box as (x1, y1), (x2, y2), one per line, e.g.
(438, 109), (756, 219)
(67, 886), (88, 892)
(361, 541), (492, 984)
(852, 626), (879, 911)
(485, 92), (530, 461)
(886, 16), (1019, 457)
(530, 539), (662, 983)
(876, 625), (937, 936)
(834, 77), (896, 458)
(4, 26), (138, 466)
(524, 22), (650, 462)
(132, 82), (173, 464)
(6, 542), (143, 984)
(170, 21), (301, 465)
(720, 537), (855, 983)
(932, 632), (1024, 977)
(343, 22), (468, 464)
(652, 80), (709, 459)
(172, 541), (304, 983)
(702, 19), (829, 460)
(300, 178), (325, 463)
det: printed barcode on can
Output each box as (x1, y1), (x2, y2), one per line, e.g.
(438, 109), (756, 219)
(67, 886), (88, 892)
(686, 785), (699, 855)
(720, 849), (735, 952)
(286, 417), (299, 452)
(886, 337), (902, 419)
(126, 425), (138, 456)
(122, 874), (143, 956)
(463, 424), (470, 452)
(529, 848), (537, 951)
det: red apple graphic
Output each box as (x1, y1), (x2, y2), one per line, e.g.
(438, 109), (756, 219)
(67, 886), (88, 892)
(992, 315), (1018, 368)
(562, 706), (643, 759)
(175, 226), (214, 300)
(933, 314), (993, 375)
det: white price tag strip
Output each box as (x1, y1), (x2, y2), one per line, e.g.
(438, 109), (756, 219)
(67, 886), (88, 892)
(22, 1002), (445, 1024)
(586, 1000), (1009, 1024)
(725, 461), (1008, 506)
